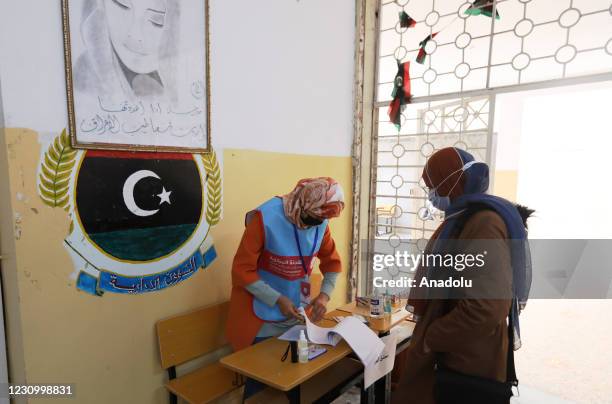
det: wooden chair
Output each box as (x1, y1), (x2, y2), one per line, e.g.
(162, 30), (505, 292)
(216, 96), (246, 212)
(156, 302), (242, 404)
(375, 206), (395, 236)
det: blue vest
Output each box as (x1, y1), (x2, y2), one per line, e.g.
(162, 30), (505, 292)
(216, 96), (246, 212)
(250, 197), (327, 322)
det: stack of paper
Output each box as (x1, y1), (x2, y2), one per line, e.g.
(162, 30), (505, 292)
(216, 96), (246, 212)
(298, 307), (385, 366)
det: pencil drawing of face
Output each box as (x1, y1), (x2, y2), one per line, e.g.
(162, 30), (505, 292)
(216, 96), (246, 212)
(104, 0), (168, 75)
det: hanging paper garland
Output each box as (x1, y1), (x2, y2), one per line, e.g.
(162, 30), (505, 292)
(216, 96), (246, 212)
(388, 61), (412, 129)
(465, 0), (501, 20)
(416, 32), (438, 64)
(399, 11), (416, 28)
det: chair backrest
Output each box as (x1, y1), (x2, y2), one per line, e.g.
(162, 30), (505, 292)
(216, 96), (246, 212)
(156, 301), (230, 369)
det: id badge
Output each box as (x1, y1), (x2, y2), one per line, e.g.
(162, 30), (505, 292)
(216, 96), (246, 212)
(300, 281), (311, 306)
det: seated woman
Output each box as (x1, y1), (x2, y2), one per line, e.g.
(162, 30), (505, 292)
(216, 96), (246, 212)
(226, 177), (345, 399)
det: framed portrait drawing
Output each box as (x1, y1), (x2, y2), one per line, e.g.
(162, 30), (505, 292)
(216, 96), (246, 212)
(61, 0), (211, 152)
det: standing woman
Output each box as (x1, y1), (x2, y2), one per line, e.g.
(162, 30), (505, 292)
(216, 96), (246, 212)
(392, 147), (532, 404)
(226, 177), (345, 398)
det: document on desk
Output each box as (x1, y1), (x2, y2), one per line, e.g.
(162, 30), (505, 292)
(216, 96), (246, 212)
(364, 334), (397, 389)
(299, 308), (385, 366)
(278, 325), (306, 341)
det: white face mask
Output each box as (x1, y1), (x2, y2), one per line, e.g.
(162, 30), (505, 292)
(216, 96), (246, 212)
(428, 188), (451, 211)
(426, 160), (476, 212)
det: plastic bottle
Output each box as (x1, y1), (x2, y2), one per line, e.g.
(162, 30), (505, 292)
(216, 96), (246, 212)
(370, 289), (383, 318)
(383, 288), (392, 318)
(298, 330), (309, 363)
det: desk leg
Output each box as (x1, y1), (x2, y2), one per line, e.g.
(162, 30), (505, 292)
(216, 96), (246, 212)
(361, 384), (375, 404)
(374, 330), (391, 404)
(287, 385), (301, 404)
(374, 372), (391, 404)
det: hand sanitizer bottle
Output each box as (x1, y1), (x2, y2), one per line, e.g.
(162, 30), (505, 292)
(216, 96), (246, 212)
(298, 330), (309, 363)
(370, 288), (383, 318)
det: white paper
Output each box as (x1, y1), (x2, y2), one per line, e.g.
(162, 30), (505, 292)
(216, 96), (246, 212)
(301, 312), (342, 346)
(278, 325), (306, 342)
(352, 314), (368, 323)
(364, 334), (397, 389)
(300, 308), (385, 366)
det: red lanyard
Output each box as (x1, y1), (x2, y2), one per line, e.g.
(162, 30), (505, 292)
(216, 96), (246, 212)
(292, 224), (319, 276)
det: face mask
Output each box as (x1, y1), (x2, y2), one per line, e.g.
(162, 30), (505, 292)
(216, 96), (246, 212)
(428, 189), (451, 211)
(426, 160), (476, 212)
(302, 215), (323, 226)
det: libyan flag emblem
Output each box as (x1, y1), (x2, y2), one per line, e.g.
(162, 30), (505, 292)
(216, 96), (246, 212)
(56, 149), (219, 295)
(38, 131), (221, 296)
(75, 151), (204, 262)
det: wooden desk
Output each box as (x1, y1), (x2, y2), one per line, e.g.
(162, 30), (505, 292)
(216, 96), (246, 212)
(220, 336), (352, 392)
(220, 311), (414, 404)
(327, 307), (413, 335)
(220, 317), (358, 404)
(336, 300), (372, 317)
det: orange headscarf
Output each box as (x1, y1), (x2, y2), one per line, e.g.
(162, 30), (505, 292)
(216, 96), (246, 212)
(281, 177), (345, 229)
(422, 147), (466, 199)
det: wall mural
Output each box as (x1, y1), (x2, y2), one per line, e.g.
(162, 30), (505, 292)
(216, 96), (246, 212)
(38, 129), (222, 295)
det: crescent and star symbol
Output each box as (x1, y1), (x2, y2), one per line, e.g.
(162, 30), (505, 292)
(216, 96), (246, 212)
(122, 170), (172, 217)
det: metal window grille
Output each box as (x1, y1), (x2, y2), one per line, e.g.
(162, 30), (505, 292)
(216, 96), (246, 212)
(361, 0), (612, 294)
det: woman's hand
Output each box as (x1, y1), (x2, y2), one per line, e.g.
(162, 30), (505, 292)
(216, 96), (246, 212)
(307, 293), (330, 322)
(277, 295), (301, 319)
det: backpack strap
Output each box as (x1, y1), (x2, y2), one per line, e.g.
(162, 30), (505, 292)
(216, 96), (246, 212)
(507, 308), (519, 387)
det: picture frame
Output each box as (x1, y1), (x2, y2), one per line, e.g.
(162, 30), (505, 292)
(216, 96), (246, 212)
(61, 0), (211, 153)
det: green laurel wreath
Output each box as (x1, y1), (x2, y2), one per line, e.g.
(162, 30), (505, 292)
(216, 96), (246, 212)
(201, 149), (222, 226)
(38, 130), (222, 225)
(38, 129), (77, 210)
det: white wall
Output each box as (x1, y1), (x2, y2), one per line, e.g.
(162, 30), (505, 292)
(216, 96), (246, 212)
(494, 81), (612, 172)
(493, 82), (612, 403)
(0, 0), (355, 157)
(516, 83), (612, 239)
(493, 93), (524, 171)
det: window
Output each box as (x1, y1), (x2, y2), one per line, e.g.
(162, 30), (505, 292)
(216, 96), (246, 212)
(352, 0), (612, 296)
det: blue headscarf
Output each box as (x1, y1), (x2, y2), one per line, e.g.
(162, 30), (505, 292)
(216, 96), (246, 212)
(435, 148), (531, 349)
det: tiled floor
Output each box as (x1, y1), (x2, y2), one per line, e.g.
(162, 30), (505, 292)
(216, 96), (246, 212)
(511, 385), (576, 404)
(331, 384), (576, 404)
(331, 386), (360, 404)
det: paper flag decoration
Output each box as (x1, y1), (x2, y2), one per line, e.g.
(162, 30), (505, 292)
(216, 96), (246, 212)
(399, 11), (416, 28)
(416, 32), (438, 65)
(388, 61), (412, 129)
(465, 0), (501, 20)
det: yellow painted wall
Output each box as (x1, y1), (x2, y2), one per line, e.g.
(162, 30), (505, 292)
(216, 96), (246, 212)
(0, 128), (352, 403)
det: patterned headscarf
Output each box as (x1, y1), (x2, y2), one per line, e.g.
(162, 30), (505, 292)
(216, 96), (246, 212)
(282, 177), (345, 229)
